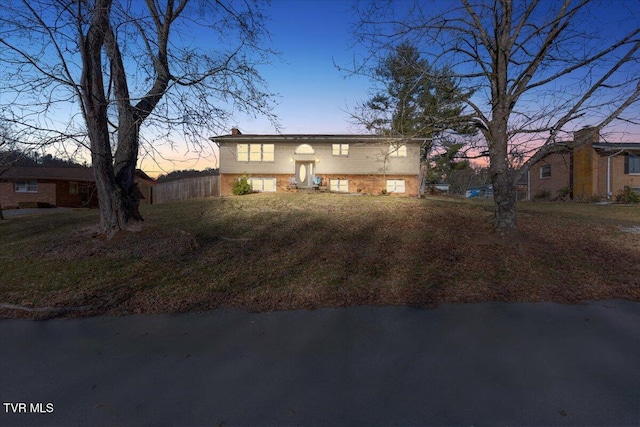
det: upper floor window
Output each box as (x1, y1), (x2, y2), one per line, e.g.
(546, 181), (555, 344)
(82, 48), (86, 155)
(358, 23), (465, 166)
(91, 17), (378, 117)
(388, 144), (407, 157)
(15, 181), (38, 193)
(294, 144), (315, 154)
(540, 164), (551, 178)
(237, 144), (274, 162)
(332, 144), (349, 156)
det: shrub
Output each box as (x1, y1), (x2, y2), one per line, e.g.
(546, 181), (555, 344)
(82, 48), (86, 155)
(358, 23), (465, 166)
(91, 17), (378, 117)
(555, 186), (572, 201)
(232, 175), (252, 195)
(616, 187), (640, 204)
(533, 189), (552, 201)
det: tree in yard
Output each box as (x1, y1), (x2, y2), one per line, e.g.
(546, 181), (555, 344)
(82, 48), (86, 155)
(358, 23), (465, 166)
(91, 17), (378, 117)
(447, 164), (490, 196)
(1, 0), (277, 234)
(352, 0), (640, 236)
(424, 140), (470, 192)
(346, 41), (476, 193)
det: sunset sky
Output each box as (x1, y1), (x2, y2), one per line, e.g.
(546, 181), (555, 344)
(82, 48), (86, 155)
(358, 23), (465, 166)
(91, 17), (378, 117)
(141, 0), (369, 175)
(140, 0), (640, 176)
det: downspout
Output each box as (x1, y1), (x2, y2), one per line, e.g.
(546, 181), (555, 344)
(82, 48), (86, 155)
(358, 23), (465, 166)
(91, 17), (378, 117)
(606, 150), (625, 199)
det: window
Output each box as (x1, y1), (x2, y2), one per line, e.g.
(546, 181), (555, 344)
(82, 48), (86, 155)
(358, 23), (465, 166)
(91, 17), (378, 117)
(540, 164), (551, 178)
(15, 181), (38, 193)
(388, 144), (407, 157)
(248, 178), (277, 192)
(329, 179), (349, 193)
(332, 144), (349, 156)
(69, 182), (79, 195)
(386, 179), (406, 193)
(295, 144), (315, 154)
(625, 154), (640, 174)
(237, 144), (274, 162)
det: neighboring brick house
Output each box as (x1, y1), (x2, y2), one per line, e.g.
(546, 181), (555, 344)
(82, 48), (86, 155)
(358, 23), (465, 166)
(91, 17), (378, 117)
(528, 128), (640, 200)
(0, 167), (98, 209)
(0, 167), (156, 209)
(211, 129), (425, 197)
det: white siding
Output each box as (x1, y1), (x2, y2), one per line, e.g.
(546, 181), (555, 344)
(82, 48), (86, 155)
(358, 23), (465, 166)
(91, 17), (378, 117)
(218, 140), (420, 175)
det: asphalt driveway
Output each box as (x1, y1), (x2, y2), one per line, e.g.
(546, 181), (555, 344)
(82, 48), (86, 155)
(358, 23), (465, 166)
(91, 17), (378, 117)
(1, 301), (639, 426)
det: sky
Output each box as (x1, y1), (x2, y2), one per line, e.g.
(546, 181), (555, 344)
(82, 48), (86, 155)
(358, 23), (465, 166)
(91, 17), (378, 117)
(141, 0), (373, 175)
(234, 0), (369, 135)
(3, 0), (639, 176)
(140, 0), (640, 175)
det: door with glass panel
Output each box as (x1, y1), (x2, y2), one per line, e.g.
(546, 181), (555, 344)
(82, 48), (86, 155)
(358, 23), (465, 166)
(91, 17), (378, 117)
(295, 161), (314, 188)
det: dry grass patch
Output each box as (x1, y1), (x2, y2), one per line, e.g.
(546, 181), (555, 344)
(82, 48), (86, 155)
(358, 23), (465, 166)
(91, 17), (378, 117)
(1, 193), (638, 319)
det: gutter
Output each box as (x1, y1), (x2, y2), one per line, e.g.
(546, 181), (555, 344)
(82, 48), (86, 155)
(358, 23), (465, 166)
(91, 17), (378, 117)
(606, 150), (625, 199)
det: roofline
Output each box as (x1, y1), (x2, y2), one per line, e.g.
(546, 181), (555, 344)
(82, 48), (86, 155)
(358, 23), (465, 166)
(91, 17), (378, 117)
(210, 134), (430, 143)
(592, 143), (640, 152)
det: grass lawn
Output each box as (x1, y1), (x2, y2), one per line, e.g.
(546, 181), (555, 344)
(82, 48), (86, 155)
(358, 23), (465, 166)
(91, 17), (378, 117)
(1, 193), (639, 318)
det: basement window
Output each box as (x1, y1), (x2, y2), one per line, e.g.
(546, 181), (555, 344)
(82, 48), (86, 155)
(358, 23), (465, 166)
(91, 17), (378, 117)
(329, 179), (349, 193)
(248, 177), (276, 192)
(15, 181), (38, 193)
(540, 164), (551, 179)
(386, 179), (406, 193)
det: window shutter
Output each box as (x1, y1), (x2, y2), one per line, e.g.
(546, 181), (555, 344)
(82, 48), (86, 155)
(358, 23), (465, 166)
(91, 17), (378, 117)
(624, 155), (629, 174)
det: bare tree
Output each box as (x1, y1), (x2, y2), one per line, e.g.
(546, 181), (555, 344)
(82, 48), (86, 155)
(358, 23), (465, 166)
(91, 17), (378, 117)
(352, 0), (640, 236)
(1, 0), (278, 234)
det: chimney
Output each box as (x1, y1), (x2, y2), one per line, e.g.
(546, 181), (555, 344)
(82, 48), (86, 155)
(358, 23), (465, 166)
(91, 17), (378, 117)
(573, 126), (599, 147)
(231, 127), (242, 135)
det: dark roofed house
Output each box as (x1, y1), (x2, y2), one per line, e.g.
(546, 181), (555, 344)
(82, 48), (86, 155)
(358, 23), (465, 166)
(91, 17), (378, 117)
(0, 167), (156, 209)
(0, 166), (98, 209)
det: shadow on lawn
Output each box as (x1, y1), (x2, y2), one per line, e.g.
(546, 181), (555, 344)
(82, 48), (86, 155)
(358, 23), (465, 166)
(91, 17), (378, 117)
(2, 197), (639, 318)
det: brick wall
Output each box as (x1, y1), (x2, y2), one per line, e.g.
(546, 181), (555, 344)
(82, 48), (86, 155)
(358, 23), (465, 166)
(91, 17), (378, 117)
(220, 173), (420, 197)
(0, 181), (57, 208)
(528, 152), (571, 199)
(596, 154), (640, 198)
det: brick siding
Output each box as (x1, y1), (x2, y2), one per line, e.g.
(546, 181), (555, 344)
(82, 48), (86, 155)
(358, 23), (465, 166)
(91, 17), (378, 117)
(220, 173), (419, 197)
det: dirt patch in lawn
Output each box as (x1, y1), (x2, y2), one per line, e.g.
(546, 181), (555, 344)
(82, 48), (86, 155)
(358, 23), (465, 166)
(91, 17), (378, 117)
(45, 224), (200, 261)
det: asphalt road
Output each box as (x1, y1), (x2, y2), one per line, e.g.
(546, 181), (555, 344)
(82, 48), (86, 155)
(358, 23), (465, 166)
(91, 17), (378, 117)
(1, 301), (639, 426)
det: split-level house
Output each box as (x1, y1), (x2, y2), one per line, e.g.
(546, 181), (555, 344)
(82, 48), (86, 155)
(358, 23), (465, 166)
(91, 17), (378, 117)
(212, 128), (426, 197)
(528, 127), (640, 200)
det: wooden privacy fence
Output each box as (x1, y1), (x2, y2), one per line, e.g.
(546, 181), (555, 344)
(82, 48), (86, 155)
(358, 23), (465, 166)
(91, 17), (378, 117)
(152, 175), (219, 204)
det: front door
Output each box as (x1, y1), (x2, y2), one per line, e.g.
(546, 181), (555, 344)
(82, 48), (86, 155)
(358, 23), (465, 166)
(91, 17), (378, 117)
(296, 161), (314, 188)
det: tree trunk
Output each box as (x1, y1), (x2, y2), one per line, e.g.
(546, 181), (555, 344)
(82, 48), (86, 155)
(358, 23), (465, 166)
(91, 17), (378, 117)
(488, 110), (518, 235)
(0, 202), (4, 220)
(491, 167), (517, 234)
(80, 0), (140, 236)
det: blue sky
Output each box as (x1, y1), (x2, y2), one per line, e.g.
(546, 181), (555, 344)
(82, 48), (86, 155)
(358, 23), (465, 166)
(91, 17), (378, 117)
(143, 0), (372, 173)
(230, 0), (370, 135)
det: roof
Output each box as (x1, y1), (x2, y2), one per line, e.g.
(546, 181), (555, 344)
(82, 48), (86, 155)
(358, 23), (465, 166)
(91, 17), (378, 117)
(210, 133), (429, 144)
(592, 143), (640, 153)
(0, 166), (95, 182)
(0, 167), (156, 183)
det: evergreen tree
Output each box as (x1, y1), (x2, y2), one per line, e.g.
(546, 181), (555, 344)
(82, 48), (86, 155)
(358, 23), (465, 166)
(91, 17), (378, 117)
(362, 42), (475, 139)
